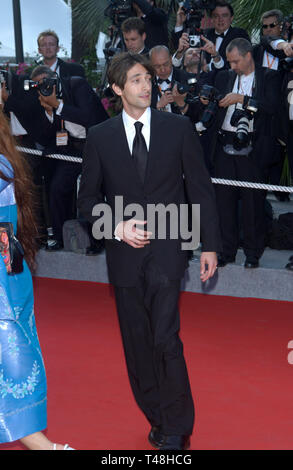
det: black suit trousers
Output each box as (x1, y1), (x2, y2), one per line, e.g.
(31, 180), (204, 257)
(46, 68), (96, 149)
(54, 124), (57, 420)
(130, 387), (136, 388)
(214, 144), (267, 260)
(114, 248), (195, 436)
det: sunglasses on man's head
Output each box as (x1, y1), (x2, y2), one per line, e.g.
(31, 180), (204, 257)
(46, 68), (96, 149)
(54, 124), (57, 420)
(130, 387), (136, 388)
(261, 22), (279, 29)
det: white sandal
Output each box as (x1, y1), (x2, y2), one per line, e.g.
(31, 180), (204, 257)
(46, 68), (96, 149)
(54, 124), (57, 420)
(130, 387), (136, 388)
(53, 443), (75, 450)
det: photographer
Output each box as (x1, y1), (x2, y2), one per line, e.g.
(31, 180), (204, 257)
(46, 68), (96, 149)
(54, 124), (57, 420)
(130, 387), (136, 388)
(132, 0), (169, 48)
(207, 38), (281, 269)
(33, 65), (109, 252)
(173, 1), (250, 69)
(149, 45), (190, 114)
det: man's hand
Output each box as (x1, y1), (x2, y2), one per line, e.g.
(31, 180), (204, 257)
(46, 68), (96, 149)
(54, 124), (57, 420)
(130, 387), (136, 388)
(38, 93), (54, 116)
(176, 6), (187, 27)
(277, 41), (293, 57)
(1, 82), (9, 103)
(219, 93), (244, 108)
(200, 35), (217, 57)
(115, 219), (152, 248)
(200, 252), (218, 282)
(172, 84), (187, 108)
(175, 32), (190, 59)
(157, 89), (174, 109)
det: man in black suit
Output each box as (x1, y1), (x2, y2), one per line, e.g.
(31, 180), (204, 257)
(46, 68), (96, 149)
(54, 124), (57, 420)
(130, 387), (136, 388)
(173, 0), (250, 69)
(149, 45), (190, 114)
(78, 52), (221, 450)
(252, 11), (293, 201)
(34, 66), (109, 252)
(209, 38), (281, 268)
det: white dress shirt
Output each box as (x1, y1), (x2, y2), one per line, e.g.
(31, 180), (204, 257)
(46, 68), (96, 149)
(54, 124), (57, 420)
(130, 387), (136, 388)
(122, 107), (151, 153)
(222, 71), (255, 133)
(156, 73), (173, 113)
(114, 107), (151, 240)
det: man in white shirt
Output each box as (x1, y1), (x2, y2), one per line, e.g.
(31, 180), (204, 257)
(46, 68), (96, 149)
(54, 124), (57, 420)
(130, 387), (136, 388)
(78, 51), (221, 450)
(210, 38), (281, 269)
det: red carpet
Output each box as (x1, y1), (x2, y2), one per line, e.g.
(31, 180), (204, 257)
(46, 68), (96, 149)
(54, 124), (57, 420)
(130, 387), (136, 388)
(1, 277), (293, 450)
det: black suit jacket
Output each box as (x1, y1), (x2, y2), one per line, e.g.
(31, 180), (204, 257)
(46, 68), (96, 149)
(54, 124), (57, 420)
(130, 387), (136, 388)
(133, 0), (169, 49)
(253, 43), (286, 72)
(57, 58), (85, 80)
(78, 109), (221, 286)
(57, 76), (109, 130)
(214, 66), (282, 167)
(204, 26), (250, 68)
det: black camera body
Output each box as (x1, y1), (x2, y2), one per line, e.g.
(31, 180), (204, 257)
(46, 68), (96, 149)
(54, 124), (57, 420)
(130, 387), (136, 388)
(230, 98), (258, 151)
(198, 84), (223, 128)
(24, 75), (61, 98)
(104, 0), (133, 26)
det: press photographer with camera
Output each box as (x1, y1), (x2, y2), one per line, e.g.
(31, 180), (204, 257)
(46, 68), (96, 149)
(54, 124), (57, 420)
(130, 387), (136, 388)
(173, 0), (250, 69)
(149, 45), (191, 114)
(253, 10), (292, 72)
(205, 38), (282, 269)
(32, 65), (109, 252)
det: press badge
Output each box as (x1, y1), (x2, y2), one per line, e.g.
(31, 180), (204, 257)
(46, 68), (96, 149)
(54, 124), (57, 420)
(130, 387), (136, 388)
(56, 119), (68, 146)
(56, 130), (68, 146)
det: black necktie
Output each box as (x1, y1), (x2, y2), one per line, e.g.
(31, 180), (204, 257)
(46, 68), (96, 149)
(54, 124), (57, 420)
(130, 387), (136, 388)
(216, 32), (225, 39)
(157, 78), (171, 84)
(132, 121), (148, 183)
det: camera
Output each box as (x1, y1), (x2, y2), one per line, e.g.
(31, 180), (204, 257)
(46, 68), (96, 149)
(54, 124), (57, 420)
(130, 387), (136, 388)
(282, 14), (293, 41)
(195, 84), (223, 132)
(0, 70), (10, 91)
(104, 0), (133, 26)
(230, 98), (258, 151)
(182, 0), (217, 47)
(24, 74), (61, 98)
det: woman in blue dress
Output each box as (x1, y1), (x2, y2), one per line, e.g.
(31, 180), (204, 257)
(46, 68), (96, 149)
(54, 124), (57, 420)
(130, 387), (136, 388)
(0, 110), (73, 450)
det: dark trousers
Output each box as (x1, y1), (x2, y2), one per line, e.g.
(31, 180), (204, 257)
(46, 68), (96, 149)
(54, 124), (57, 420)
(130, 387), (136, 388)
(214, 144), (267, 260)
(48, 159), (82, 242)
(114, 250), (194, 436)
(288, 129), (293, 181)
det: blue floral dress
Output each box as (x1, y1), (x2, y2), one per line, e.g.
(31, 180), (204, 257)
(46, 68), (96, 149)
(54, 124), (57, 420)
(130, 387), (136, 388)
(0, 154), (47, 443)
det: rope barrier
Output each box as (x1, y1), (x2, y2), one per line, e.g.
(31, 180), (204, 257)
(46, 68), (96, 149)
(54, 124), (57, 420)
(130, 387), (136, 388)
(16, 145), (293, 193)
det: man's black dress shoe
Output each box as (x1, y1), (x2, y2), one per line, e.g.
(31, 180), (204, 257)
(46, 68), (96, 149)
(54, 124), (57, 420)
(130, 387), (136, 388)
(148, 426), (165, 448)
(159, 435), (190, 450)
(45, 239), (64, 251)
(217, 255), (235, 268)
(148, 427), (190, 450)
(244, 258), (259, 268)
(289, 255), (293, 263)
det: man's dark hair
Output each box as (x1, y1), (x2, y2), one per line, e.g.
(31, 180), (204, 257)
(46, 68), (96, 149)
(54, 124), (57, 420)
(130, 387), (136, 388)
(226, 38), (253, 56)
(31, 65), (55, 80)
(108, 52), (154, 90)
(121, 17), (146, 36)
(210, 1), (234, 17)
